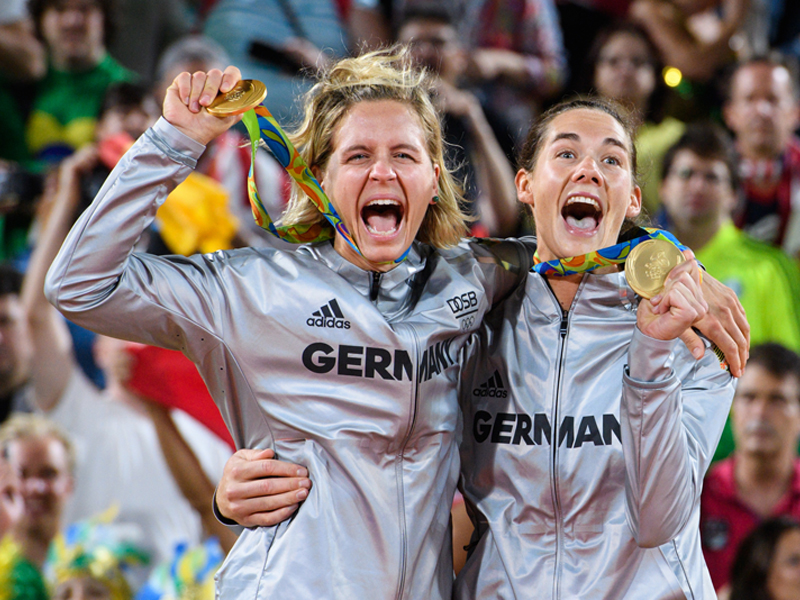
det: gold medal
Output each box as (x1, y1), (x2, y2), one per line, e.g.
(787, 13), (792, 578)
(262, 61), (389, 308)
(206, 79), (267, 117)
(625, 238), (686, 298)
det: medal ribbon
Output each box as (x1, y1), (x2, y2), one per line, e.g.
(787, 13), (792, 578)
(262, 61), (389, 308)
(532, 228), (687, 275)
(240, 106), (412, 264)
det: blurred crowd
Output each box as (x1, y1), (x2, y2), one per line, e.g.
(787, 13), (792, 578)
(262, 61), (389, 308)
(1, 0), (800, 598)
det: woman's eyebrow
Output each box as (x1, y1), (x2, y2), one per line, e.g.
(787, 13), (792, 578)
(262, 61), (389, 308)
(551, 132), (629, 154)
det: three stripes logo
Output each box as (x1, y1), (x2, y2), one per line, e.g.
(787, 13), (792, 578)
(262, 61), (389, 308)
(473, 370), (508, 398)
(307, 299), (351, 329)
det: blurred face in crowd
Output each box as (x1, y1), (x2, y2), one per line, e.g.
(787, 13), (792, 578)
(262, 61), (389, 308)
(0, 294), (33, 397)
(53, 576), (112, 600)
(724, 62), (800, 160)
(767, 529), (800, 600)
(594, 31), (656, 111)
(398, 18), (465, 83)
(659, 149), (735, 232)
(732, 364), (800, 459)
(40, 0), (105, 70)
(7, 435), (73, 544)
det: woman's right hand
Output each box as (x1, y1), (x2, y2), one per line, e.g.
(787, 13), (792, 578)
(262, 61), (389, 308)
(162, 66), (243, 146)
(216, 448), (312, 527)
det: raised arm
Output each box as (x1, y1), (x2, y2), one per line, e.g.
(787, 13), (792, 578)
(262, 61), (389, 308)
(20, 147), (99, 411)
(44, 68), (243, 345)
(622, 256), (736, 547)
(141, 401), (239, 553)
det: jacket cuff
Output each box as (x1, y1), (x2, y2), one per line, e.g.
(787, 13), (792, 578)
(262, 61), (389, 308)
(212, 488), (239, 526)
(151, 117), (207, 162)
(626, 327), (676, 383)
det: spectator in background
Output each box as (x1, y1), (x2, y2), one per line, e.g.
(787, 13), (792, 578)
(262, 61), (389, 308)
(0, 414), (75, 571)
(0, 0), (136, 168)
(153, 35), (292, 250)
(657, 124), (800, 461)
(398, 7), (520, 237)
(727, 517), (800, 600)
(584, 21), (684, 213)
(700, 343), (800, 591)
(629, 0), (751, 121)
(461, 0), (567, 156)
(0, 453), (48, 600)
(629, 0), (750, 83)
(723, 53), (800, 260)
(657, 123), (800, 353)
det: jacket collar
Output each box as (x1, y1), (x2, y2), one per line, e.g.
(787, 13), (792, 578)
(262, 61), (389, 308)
(299, 241), (432, 318)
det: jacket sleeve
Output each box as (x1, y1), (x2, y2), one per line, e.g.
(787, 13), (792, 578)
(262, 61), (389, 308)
(620, 327), (735, 548)
(44, 118), (226, 350)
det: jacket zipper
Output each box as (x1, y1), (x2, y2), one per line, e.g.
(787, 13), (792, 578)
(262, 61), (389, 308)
(370, 271), (382, 302)
(552, 306), (569, 600)
(393, 323), (420, 600)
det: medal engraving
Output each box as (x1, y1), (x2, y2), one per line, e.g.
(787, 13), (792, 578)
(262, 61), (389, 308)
(625, 238), (686, 298)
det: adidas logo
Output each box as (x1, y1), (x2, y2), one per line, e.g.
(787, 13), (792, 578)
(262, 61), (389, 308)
(307, 299), (351, 329)
(473, 370), (508, 398)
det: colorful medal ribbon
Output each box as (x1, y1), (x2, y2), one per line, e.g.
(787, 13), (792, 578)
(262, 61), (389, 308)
(532, 227), (688, 275)
(240, 106), (412, 264)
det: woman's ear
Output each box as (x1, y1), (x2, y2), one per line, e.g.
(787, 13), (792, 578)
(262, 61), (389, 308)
(312, 166), (324, 188)
(516, 169), (534, 207)
(626, 185), (642, 218)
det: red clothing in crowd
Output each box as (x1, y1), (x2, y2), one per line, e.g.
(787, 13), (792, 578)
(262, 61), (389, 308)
(736, 137), (800, 250)
(700, 457), (800, 590)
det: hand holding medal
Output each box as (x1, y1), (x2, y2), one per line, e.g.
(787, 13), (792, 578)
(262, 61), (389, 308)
(626, 241), (728, 368)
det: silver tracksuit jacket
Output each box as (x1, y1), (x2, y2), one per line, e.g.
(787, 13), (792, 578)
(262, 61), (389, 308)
(44, 119), (534, 599)
(454, 270), (735, 599)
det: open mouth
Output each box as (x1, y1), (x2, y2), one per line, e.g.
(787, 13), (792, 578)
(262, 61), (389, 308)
(362, 199), (404, 236)
(561, 196), (603, 233)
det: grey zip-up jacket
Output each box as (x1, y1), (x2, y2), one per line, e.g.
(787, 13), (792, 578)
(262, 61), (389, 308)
(44, 119), (534, 599)
(455, 270), (735, 599)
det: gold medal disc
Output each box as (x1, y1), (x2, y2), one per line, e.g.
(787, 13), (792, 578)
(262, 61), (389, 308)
(206, 79), (267, 117)
(625, 238), (686, 298)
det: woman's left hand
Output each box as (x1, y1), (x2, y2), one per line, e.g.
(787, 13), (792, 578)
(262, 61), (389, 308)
(637, 250), (708, 348)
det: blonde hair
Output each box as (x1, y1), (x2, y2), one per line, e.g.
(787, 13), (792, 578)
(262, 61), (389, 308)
(280, 45), (470, 248)
(0, 413), (76, 476)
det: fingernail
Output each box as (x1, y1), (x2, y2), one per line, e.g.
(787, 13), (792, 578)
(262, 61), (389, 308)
(299, 478), (311, 488)
(191, 101), (200, 112)
(651, 294), (661, 304)
(297, 489), (308, 500)
(200, 94), (211, 105)
(693, 347), (703, 360)
(296, 468), (307, 477)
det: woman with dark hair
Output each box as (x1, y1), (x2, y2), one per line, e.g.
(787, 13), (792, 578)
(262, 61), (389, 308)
(729, 517), (800, 600)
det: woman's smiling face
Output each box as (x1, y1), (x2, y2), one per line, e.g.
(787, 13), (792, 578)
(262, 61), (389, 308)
(516, 108), (642, 263)
(317, 99), (439, 271)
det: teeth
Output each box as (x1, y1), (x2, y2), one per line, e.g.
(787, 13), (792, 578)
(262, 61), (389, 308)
(366, 224), (398, 235)
(566, 196), (600, 210)
(366, 199), (400, 207)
